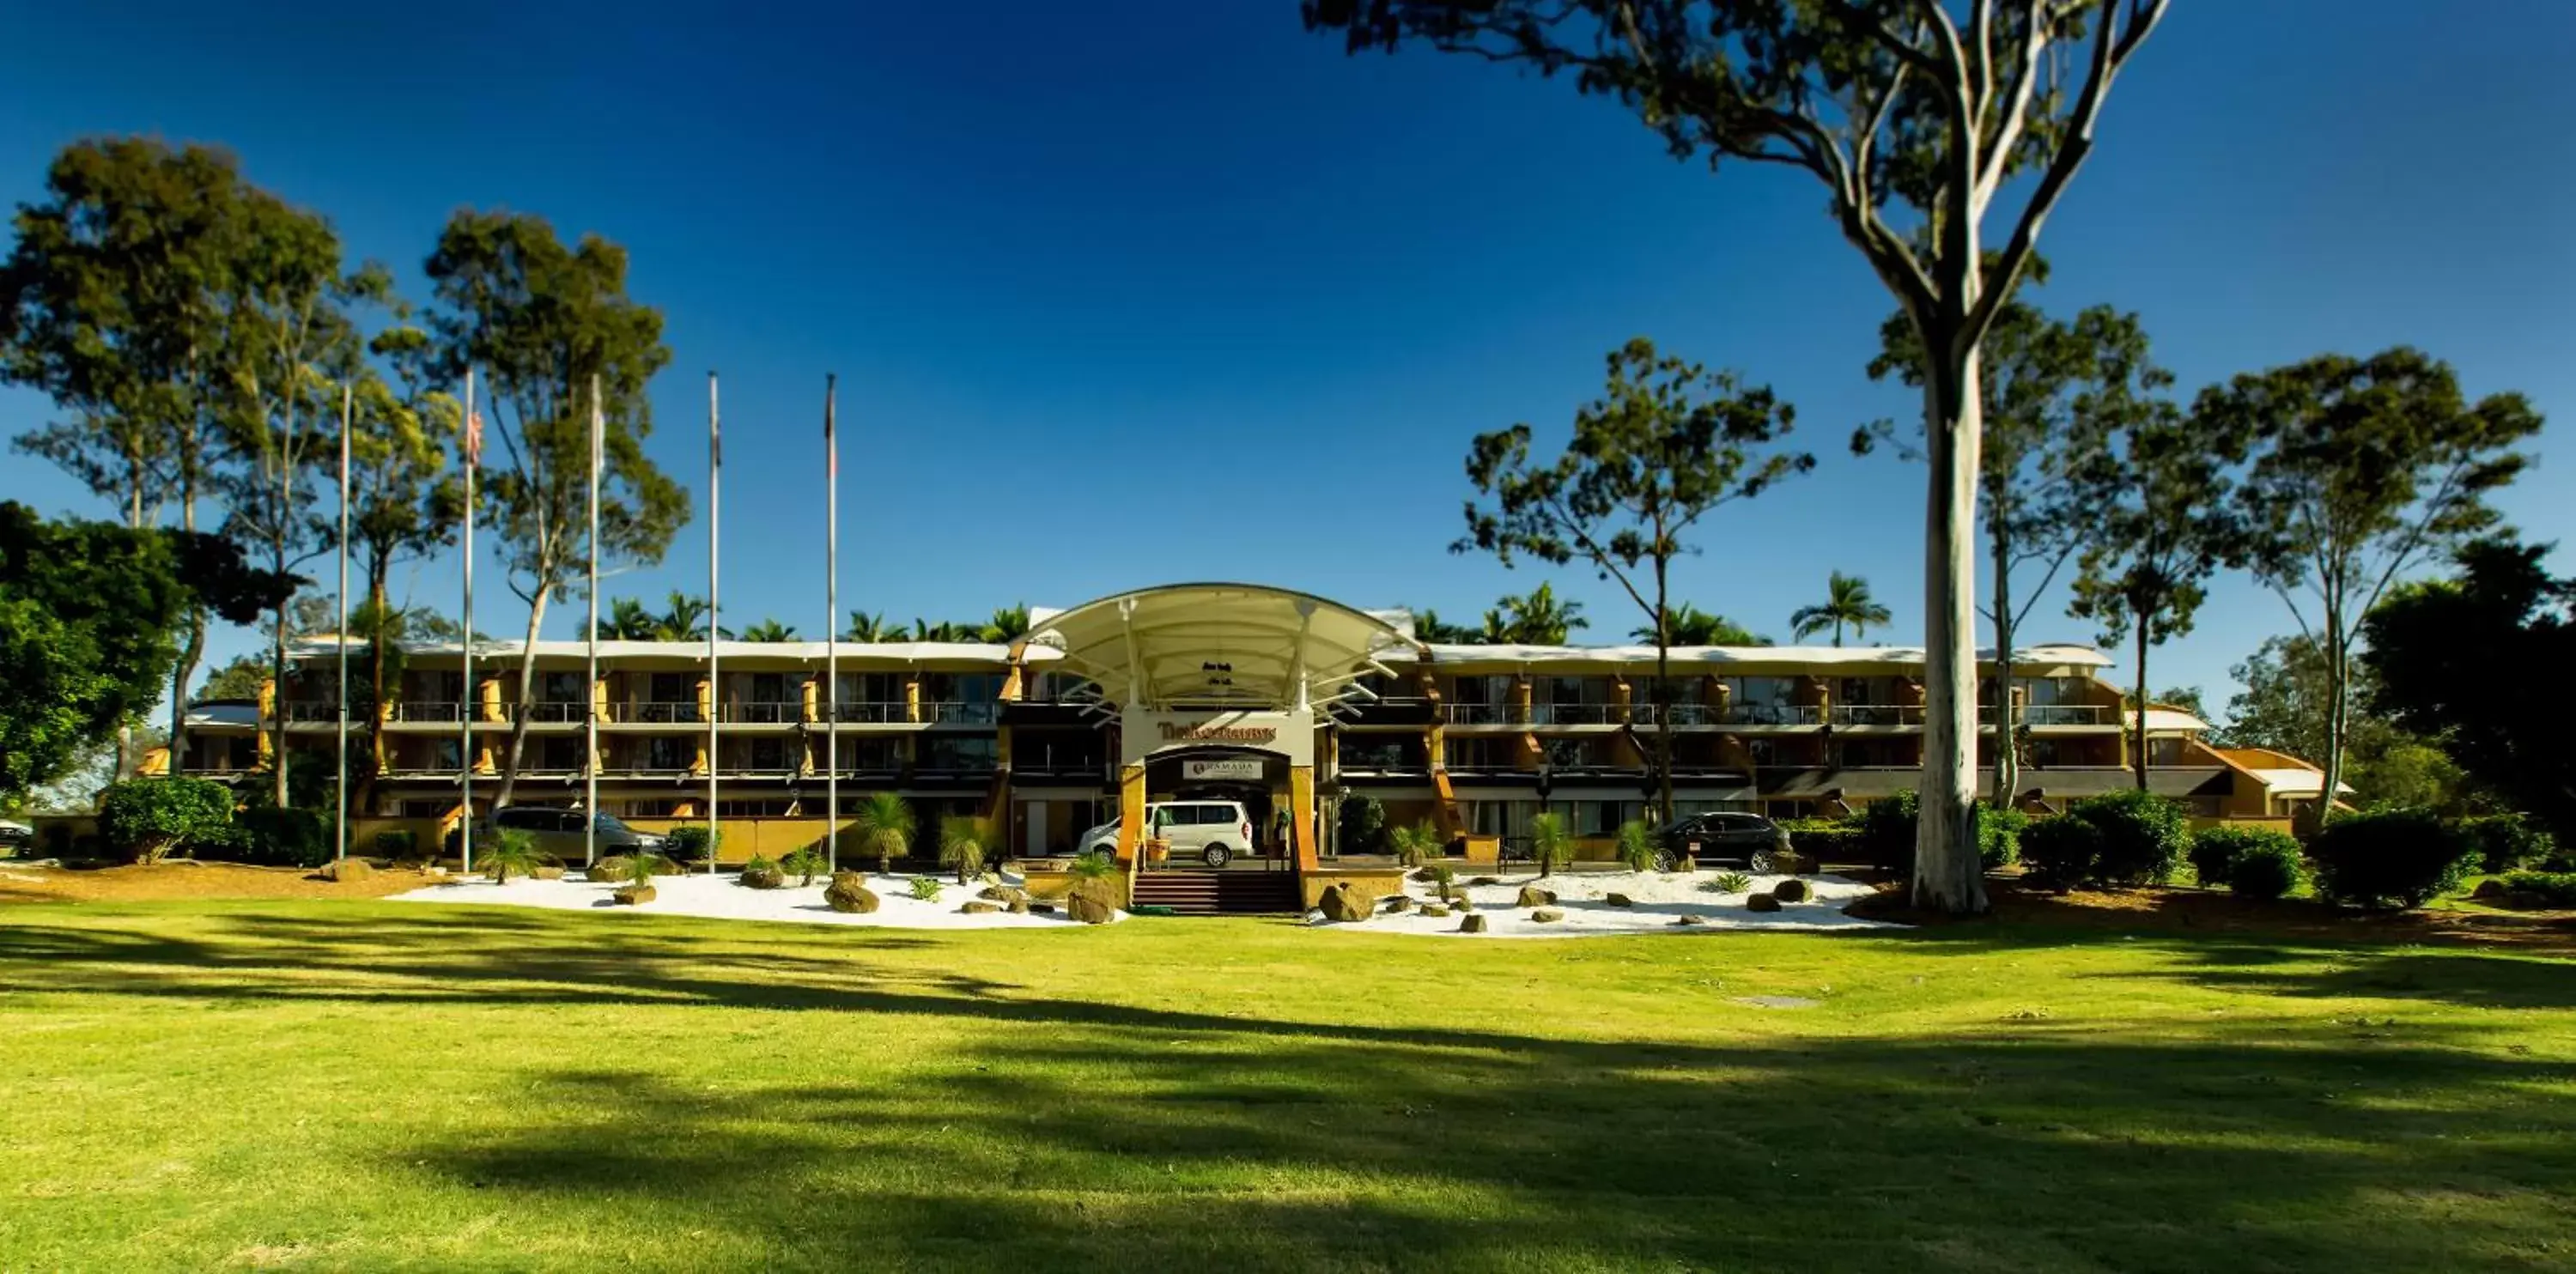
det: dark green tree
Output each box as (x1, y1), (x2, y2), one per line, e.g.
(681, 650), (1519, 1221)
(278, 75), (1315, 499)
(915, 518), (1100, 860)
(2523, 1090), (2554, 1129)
(1457, 337), (1810, 821)
(1631, 603), (1768, 646)
(1481, 582), (1588, 644)
(426, 209), (684, 807)
(2364, 538), (2573, 844)
(1306, 0), (2173, 913)
(0, 504), (187, 798)
(349, 317), (463, 793)
(2203, 348), (2542, 822)
(735, 618), (799, 642)
(1408, 608), (1483, 644)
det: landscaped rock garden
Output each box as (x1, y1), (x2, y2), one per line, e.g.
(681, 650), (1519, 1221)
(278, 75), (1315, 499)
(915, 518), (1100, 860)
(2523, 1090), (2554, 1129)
(392, 867), (1117, 931)
(1311, 866), (1891, 938)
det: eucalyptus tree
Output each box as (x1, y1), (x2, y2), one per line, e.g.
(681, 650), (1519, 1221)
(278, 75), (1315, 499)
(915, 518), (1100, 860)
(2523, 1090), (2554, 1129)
(1307, 0), (2172, 912)
(1456, 337), (1810, 821)
(426, 209), (684, 806)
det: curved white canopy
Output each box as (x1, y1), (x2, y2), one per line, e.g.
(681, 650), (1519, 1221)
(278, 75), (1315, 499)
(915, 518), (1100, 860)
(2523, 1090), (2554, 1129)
(1021, 583), (1418, 710)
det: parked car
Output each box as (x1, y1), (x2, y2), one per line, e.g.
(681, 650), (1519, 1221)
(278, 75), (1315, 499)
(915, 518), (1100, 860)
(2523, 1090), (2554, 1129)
(449, 806), (666, 861)
(1655, 811), (1788, 871)
(0, 819), (33, 857)
(1072, 799), (1255, 868)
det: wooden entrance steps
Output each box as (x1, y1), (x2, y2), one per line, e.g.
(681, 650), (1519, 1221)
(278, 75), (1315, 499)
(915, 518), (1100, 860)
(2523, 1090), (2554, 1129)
(1128, 871), (1304, 917)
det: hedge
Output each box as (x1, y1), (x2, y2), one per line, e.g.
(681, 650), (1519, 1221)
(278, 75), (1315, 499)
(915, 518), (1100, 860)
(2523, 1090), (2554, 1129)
(2459, 814), (2556, 874)
(2190, 824), (2299, 889)
(2500, 871), (2576, 907)
(210, 806), (331, 869)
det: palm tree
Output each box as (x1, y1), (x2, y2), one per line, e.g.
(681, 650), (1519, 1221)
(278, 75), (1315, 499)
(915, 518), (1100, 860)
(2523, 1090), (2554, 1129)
(1483, 581), (1588, 644)
(596, 597), (656, 640)
(844, 610), (892, 641)
(939, 814), (1000, 883)
(851, 791), (915, 874)
(1789, 572), (1893, 647)
(978, 604), (1030, 644)
(1410, 607), (1483, 644)
(1528, 811), (1572, 878)
(656, 591), (711, 641)
(736, 618), (799, 642)
(482, 828), (545, 883)
(1637, 604), (1772, 646)
(1388, 820), (1443, 867)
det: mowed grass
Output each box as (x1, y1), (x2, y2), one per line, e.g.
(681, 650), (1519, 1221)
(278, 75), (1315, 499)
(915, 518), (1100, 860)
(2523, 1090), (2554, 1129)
(2, 900), (2573, 1272)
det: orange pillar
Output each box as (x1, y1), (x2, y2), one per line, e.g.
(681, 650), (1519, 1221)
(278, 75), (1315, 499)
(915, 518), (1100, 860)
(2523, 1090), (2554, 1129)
(1115, 762), (1147, 866)
(1290, 764), (1319, 873)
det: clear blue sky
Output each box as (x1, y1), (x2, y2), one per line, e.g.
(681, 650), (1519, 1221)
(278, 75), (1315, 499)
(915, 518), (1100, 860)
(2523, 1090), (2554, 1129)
(3, 1), (2570, 715)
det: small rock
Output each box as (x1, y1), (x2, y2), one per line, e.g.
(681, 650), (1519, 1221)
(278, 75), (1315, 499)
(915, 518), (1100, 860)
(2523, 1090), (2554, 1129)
(611, 884), (656, 906)
(1672, 914), (1708, 926)
(1458, 913), (1488, 933)
(1774, 879), (1812, 903)
(1007, 897), (1030, 914)
(740, 865), (786, 890)
(1747, 892), (1783, 913)
(979, 885), (1028, 903)
(961, 901), (999, 914)
(1382, 895), (1413, 914)
(313, 859), (373, 883)
(531, 865), (565, 881)
(1605, 892), (1634, 907)
(1530, 907), (1564, 923)
(1419, 904), (1450, 918)
(1469, 876), (1500, 887)
(1030, 901), (1057, 914)
(1410, 867), (1439, 883)
(1068, 877), (1121, 924)
(2472, 879), (2510, 900)
(1516, 885), (1555, 908)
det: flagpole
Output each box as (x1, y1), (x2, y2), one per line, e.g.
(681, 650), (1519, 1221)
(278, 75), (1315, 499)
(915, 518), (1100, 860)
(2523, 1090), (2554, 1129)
(706, 371), (720, 875)
(460, 369), (477, 876)
(336, 382), (352, 863)
(586, 374), (601, 869)
(824, 373), (839, 874)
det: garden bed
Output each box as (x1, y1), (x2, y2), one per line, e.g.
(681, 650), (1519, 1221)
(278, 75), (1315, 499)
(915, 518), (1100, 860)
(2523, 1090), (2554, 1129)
(389, 869), (1117, 930)
(1318, 868), (1893, 938)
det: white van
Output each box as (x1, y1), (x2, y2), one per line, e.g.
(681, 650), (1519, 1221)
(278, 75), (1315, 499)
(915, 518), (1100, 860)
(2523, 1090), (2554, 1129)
(1073, 800), (1254, 868)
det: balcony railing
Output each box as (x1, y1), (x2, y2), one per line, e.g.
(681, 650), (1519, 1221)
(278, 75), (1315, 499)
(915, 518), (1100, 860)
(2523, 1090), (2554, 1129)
(829, 701), (909, 724)
(1443, 702), (1513, 725)
(1726, 703), (1824, 726)
(1631, 702), (1727, 726)
(513, 701), (587, 724)
(1984, 704), (2113, 726)
(390, 701), (465, 723)
(620, 701), (702, 725)
(1530, 702), (1621, 725)
(278, 701), (342, 722)
(926, 701), (999, 725)
(722, 702), (800, 725)
(1829, 704), (1925, 726)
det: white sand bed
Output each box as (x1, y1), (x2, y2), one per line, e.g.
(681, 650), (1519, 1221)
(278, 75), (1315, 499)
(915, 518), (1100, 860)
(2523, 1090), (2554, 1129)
(1319, 868), (1894, 938)
(387, 869), (1116, 931)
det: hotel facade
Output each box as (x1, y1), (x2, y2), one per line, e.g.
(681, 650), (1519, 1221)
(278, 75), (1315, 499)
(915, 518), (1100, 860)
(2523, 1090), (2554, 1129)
(172, 584), (2327, 865)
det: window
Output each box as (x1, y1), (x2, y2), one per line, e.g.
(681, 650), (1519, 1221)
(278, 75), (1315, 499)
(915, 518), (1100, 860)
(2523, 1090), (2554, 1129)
(541, 671), (587, 703)
(1728, 677), (1800, 723)
(924, 736), (998, 771)
(1575, 800), (1644, 836)
(645, 737), (692, 772)
(1747, 737), (1781, 767)
(1340, 737), (1424, 772)
(1443, 737), (1513, 769)
(2148, 737), (2184, 767)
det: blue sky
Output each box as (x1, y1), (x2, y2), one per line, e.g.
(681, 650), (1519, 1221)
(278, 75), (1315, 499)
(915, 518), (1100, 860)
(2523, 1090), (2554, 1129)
(2, 1), (2570, 714)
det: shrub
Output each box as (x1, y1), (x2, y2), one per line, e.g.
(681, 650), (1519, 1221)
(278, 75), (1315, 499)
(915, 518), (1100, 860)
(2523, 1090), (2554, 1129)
(2066, 790), (2191, 886)
(1708, 871), (1753, 894)
(779, 845), (827, 886)
(2459, 814), (2555, 874)
(2310, 808), (2477, 909)
(1779, 819), (1859, 864)
(852, 792), (915, 873)
(908, 875), (944, 902)
(739, 855), (785, 889)
(623, 852), (668, 889)
(1979, 807), (2026, 870)
(1430, 863), (1457, 901)
(99, 779), (234, 863)
(1389, 819), (1443, 867)
(1066, 849), (1117, 882)
(1852, 792), (1918, 870)
(662, 824), (719, 864)
(2226, 835), (2307, 901)
(373, 828), (418, 860)
(1616, 820), (1657, 872)
(1528, 811), (1571, 877)
(1336, 794), (1388, 857)
(483, 828), (546, 884)
(2019, 816), (2106, 890)
(217, 806), (331, 869)
(2189, 824), (2297, 889)
(2500, 871), (2576, 907)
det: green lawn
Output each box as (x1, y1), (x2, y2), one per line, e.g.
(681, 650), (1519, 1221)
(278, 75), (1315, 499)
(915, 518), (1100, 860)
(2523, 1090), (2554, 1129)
(2, 900), (2573, 1272)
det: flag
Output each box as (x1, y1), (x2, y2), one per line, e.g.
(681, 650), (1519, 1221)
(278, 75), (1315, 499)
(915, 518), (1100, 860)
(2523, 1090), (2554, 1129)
(464, 408), (485, 466)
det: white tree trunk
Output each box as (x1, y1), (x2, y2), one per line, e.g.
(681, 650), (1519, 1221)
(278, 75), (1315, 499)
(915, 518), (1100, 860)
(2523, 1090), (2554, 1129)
(491, 584), (552, 809)
(1914, 353), (1988, 913)
(1990, 525), (2018, 807)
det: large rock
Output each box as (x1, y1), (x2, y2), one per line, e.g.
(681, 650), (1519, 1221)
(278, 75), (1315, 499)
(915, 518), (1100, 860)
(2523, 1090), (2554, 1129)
(1604, 892), (1634, 907)
(1747, 892), (1783, 913)
(1516, 886), (1556, 908)
(1317, 883), (1372, 923)
(589, 856), (633, 883)
(1068, 877), (1121, 925)
(960, 901), (1000, 915)
(740, 864), (786, 890)
(1530, 907), (1564, 923)
(823, 872), (881, 914)
(1774, 878), (1812, 903)
(1458, 913), (1488, 933)
(611, 884), (656, 906)
(313, 858), (374, 883)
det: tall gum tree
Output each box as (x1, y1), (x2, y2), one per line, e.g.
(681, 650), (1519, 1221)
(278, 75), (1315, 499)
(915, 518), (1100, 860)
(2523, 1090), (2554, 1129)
(426, 210), (683, 808)
(1455, 337), (1811, 822)
(1308, 0), (2172, 913)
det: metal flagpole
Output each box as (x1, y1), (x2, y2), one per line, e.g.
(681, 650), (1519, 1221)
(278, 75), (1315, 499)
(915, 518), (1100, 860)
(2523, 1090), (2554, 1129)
(461, 370), (477, 875)
(336, 383), (352, 863)
(824, 374), (839, 873)
(706, 372), (720, 874)
(586, 374), (602, 868)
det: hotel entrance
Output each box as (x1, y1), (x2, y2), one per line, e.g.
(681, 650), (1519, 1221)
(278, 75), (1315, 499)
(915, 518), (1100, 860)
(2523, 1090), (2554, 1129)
(1143, 746), (1293, 864)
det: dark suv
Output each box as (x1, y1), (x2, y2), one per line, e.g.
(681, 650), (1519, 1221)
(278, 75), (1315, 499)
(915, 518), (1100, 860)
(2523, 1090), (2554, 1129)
(1655, 811), (1789, 871)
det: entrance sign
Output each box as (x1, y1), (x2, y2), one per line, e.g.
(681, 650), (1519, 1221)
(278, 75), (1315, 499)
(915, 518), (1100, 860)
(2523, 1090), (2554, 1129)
(1124, 708), (1313, 767)
(1182, 758), (1264, 782)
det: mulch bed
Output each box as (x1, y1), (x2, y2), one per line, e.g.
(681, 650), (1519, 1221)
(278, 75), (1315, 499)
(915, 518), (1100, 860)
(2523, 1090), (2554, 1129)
(0, 860), (434, 904)
(1847, 877), (2576, 955)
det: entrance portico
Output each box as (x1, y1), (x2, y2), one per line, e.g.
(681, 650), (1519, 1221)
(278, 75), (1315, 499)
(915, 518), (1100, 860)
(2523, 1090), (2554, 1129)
(1018, 583), (1420, 873)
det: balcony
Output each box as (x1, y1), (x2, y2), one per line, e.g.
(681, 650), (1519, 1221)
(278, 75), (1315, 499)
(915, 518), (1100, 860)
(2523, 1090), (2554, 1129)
(620, 701), (703, 725)
(512, 701), (587, 724)
(1443, 702), (1514, 725)
(926, 701), (999, 725)
(1631, 702), (1728, 726)
(829, 701), (909, 724)
(1530, 703), (1621, 725)
(1984, 704), (2114, 726)
(277, 701), (342, 723)
(1726, 703), (1824, 726)
(721, 702), (801, 725)
(389, 701), (465, 723)
(1829, 704), (1924, 727)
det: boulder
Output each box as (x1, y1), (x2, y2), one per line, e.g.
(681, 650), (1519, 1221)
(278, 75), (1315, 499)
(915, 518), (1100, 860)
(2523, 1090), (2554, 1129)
(1419, 903), (1451, 918)
(611, 884), (656, 906)
(589, 856), (633, 883)
(1382, 895), (1413, 914)
(1774, 878), (1813, 903)
(1530, 907), (1564, 923)
(1672, 914), (1708, 926)
(1317, 883), (1373, 923)
(740, 865), (786, 890)
(313, 859), (373, 883)
(1411, 867), (1439, 883)
(531, 865), (566, 881)
(1516, 885), (1556, 908)
(823, 873), (881, 914)
(1068, 877), (1122, 925)
(960, 901), (1000, 915)
(1605, 892), (1634, 907)
(1469, 876), (1501, 887)
(1007, 897), (1030, 914)
(979, 885), (1028, 903)
(1458, 913), (1489, 934)
(1747, 892), (1783, 913)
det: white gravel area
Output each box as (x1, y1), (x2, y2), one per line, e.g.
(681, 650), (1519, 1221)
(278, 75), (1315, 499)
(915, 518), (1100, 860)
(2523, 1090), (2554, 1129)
(1318, 868), (1895, 938)
(387, 869), (1116, 931)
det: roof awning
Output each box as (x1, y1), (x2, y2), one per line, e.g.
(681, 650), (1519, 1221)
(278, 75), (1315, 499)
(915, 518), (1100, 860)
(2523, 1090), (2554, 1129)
(1022, 583), (1419, 711)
